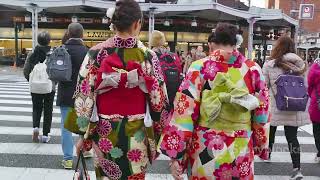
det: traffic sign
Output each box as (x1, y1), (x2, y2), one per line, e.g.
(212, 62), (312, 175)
(299, 4), (314, 19)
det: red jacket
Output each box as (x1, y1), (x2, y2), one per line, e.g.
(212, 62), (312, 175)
(307, 62), (320, 123)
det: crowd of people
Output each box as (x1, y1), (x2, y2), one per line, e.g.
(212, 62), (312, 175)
(21, 0), (320, 179)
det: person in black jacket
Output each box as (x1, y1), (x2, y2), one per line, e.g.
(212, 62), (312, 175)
(56, 23), (88, 169)
(23, 31), (55, 144)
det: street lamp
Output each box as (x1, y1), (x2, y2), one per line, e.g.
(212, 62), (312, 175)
(40, 15), (47, 22)
(256, 26), (261, 32)
(25, 14), (31, 22)
(191, 17), (197, 27)
(164, 19), (170, 26)
(71, 15), (78, 23)
(102, 16), (109, 24)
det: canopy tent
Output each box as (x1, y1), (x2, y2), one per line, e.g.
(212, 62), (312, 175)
(0, 0), (299, 58)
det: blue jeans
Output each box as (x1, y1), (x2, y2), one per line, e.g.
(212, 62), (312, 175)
(60, 107), (74, 160)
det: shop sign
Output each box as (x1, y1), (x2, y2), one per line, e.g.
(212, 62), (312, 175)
(299, 4), (314, 19)
(267, 45), (273, 51)
(85, 31), (114, 39)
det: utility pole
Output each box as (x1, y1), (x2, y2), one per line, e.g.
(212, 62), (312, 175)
(14, 22), (19, 67)
(248, 0), (251, 7)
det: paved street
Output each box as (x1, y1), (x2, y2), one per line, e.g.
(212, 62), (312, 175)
(0, 67), (320, 180)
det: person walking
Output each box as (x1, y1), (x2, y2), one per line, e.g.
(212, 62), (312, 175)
(182, 51), (193, 74)
(56, 23), (89, 169)
(151, 30), (182, 127)
(262, 36), (310, 180)
(74, 0), (167, 179)
(307, 57), (320, 163)
(159, 23), (270, 180)
(23, 31), (55, 143)
(194, 45), (206, 60)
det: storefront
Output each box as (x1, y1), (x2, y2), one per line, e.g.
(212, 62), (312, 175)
(0, 27), (210, 58)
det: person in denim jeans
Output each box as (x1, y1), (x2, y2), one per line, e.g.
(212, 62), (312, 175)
(56, 23), (88, 169)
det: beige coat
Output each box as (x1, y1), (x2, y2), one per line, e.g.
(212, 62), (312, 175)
(262, 53), (311, 127)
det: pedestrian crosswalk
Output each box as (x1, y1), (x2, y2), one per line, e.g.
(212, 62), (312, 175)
(0, 74), (320, 180)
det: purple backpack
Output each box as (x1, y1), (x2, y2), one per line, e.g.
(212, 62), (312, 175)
(274, 74), (308, 111)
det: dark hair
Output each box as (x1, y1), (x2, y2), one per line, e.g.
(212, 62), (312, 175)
(208, 32), (216, 43)
(68, 23), (84, 38)
(111, 0), (142, 32)
(62, 31), (69, 44)
(271, 36), (296, 66)
(212, 23), (238, 46)
(37, 31), (51, 46)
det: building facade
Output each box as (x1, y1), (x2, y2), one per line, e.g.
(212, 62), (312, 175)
(266, 0), (320, 61)
(267, 0), (320, 33)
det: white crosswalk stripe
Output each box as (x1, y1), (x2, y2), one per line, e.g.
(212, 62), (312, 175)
(0, 74), (319, 180)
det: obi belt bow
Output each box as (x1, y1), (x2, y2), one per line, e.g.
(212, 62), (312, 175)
(201, 72), (259, 123)
(96, 68), (148, 95)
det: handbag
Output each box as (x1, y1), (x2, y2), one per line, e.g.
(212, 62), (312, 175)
(64, 108), (85, 135)
(273, 73), (308, 111)
(73, 150), (90, 180)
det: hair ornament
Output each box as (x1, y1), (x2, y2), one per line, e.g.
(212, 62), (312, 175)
(236, 34), (243, 48)
(107, 8), (115, 31)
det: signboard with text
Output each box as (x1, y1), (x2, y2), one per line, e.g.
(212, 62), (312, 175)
(299, 4), (314, 19)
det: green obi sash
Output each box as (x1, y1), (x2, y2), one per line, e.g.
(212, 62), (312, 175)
(199, 72), (259, 132)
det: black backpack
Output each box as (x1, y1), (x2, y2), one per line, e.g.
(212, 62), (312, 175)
(156, 52), (182, 108)
(46, 45), (72, 82)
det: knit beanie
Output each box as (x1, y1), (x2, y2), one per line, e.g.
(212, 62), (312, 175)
(151, 30), (166, 47)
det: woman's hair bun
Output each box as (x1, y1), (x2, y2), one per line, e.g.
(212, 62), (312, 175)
(213, 23), (238, 46)
(111, 0), (142, 32)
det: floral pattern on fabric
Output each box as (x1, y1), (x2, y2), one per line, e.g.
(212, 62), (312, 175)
(80, 79), (90, 96)
(201, 60), (221, 81)
(83, 139), (93, 151)
(213, 163), (233, 180)
(77, 117), (89, 131)
(176, 94), (190, 115)
(235, 154), (253, 178)
(159, 49), (270, 179)
(98, 138), (113, 153)
(134, 130), (145, 143)
(203, 131), (225, 151)
(127, 172), (146, 180)
(96, 49), (108, 64)
(96, 120), (112, 137)
(127, 149), (143, 162)
(99, 159), (122, 179)
(75, 97), (94, 118)
(113, 36), (137, 48)
(110, 147), (123, 159)
(160, 125), (184, 157)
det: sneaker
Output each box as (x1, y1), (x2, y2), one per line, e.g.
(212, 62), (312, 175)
(32, 128), (39, 143)
(39, 135), (51, 143)
(263, 157), (271, 163)
(83, 150), (93, 158)
(290, 168), (304, 180)
(315, 155), (320, 163)
(62, 160), (73, 169)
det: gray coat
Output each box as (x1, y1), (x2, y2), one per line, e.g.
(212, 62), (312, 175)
(262, 53), (311, 127)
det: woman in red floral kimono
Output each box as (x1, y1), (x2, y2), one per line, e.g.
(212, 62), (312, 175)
(159, 23), (270, 180)
(73, 0), (167, 179)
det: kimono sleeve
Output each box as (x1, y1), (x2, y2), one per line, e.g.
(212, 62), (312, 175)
(158, 63), (203, 163)
(250, 62), (270, 160)
(74, 53), (99, 139)
(141, 50), (168, 125)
